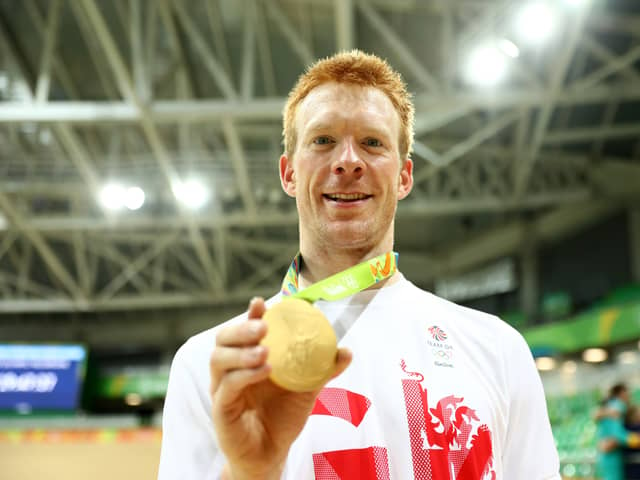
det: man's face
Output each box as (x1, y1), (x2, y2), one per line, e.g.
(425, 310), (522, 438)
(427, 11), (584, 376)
(279, 82), (413, 252)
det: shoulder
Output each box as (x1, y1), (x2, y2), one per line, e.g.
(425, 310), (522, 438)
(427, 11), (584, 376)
(609, 398), (628, 414)
(172, 311), (244, 377)
(454, 300), (529, 351)
(393, 278), (533, 379)
(172, 294), (282, 374)
(166, 312), (246, 401)
(398, 278), (524, 342)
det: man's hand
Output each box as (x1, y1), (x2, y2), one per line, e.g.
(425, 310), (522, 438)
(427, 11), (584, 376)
(210, 297), (352, 480)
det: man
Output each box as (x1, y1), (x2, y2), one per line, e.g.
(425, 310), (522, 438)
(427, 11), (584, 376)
(158, 50), (560, 479)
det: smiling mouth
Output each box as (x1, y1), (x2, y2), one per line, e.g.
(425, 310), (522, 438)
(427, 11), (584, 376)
(323, 193), (372, 202)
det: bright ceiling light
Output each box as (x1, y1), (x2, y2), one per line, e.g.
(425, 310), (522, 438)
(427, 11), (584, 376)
(582, 348), (608, 363)
(498, 38), (520, 58)
(173, 179), (209, 209)
(515, 2), (555, 45)
(535, 356), (556, 371)
(464, 45), (508, 87)
(99, 184), (125, 211)
(124, 186), (145, 211)
(564, 0), (587, 6)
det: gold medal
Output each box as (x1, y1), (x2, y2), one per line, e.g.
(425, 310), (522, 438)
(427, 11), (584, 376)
(260, 297), (337, 392)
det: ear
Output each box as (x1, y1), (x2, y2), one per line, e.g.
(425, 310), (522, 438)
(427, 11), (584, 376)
(279, 154), (296, 198)
(397, 158), (413, 200)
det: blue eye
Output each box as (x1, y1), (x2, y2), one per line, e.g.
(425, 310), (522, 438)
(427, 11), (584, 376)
(365, 138), (382, 147)
(314, 136), (333, 145)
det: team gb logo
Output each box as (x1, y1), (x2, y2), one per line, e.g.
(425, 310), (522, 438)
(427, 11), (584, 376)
(428, 325), (448, 342)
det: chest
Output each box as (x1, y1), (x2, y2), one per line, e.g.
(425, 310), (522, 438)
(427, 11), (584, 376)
(288, 310), (508, 479)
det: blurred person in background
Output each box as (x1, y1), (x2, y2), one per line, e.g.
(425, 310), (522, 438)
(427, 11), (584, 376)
(594, 383), (640, 480)
(158, 50), (560, 480)
(624, 405), (640, 480)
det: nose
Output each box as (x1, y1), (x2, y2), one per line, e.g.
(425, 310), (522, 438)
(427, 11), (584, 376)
(331, 139), (365, 176)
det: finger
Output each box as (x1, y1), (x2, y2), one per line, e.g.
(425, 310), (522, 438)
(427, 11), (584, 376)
(247, 296), (267, 319)
(210, 345), (269, 391)
(214, 364), (272, 412)
(215, 319), (267, 348)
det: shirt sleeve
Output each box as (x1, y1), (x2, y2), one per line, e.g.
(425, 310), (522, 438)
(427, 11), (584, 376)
(501, 328), (561, 480)
(158, 339), (226, 480)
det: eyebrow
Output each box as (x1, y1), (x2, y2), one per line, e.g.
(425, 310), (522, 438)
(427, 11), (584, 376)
(303, 122), (393, 141)
(303, 122), (333, 136)
(360, 126), (392, 141)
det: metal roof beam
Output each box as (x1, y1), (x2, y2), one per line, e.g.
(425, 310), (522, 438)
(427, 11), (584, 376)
(514, 4), (591, 196)
(263, 0), (314, 66)
(334, 0), (355, 51)
(130, 0), (149, 101)
(570, 43), (640, 92)
(588, 13), (640, 37)
(2, 188), (595, 234)
(254, 1), (277, 96)
(97, 232), (178, 300)
(544, 123), (640, 144)
(79, 0), (222, 291)
(429, 200), (619, 282)
(414, 110), (520, 178)
(1, 3), (112, 223)
(34, 0), (62, 103)
(356, 0), (439, 92)
(240, 0), (257, 100)
(221, 118), (257, 216)
(5, 83), (640, 124)
(171, 0), (238, 99)
(582, 35), (640, 84)
(0, 193), (82, 300)
(204, 0), (234, 84)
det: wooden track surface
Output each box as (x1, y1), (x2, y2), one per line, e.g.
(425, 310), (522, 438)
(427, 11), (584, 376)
(0, 441), (161, 480)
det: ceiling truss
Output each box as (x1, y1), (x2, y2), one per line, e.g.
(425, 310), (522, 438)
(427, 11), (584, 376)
(0, 0), (639, 348)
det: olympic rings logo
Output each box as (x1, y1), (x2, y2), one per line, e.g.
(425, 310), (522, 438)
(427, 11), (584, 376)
(432, 349), (453, 360)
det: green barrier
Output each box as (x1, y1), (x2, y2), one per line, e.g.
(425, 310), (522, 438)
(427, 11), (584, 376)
(97, 371), (169, 398)
(523, 301), (640, 354)
(594, 283), (640, 307)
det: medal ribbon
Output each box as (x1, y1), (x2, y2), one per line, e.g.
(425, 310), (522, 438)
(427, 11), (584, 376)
(280, 251), (398, 302)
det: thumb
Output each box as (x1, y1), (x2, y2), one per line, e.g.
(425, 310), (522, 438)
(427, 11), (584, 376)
(330, 347), (352, 379)
(310, 348), (351, 396)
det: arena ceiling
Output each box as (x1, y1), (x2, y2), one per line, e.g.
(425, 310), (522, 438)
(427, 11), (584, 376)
(0, 0), (639, 348)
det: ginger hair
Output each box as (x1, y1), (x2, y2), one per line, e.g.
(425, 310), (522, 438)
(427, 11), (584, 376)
(283, 50), (414, 161)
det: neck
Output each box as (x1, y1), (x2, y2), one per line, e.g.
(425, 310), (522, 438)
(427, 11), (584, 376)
(297, 243), (397, 290)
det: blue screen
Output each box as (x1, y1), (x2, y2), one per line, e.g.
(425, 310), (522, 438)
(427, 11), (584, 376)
(0, 344), (87, 411)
